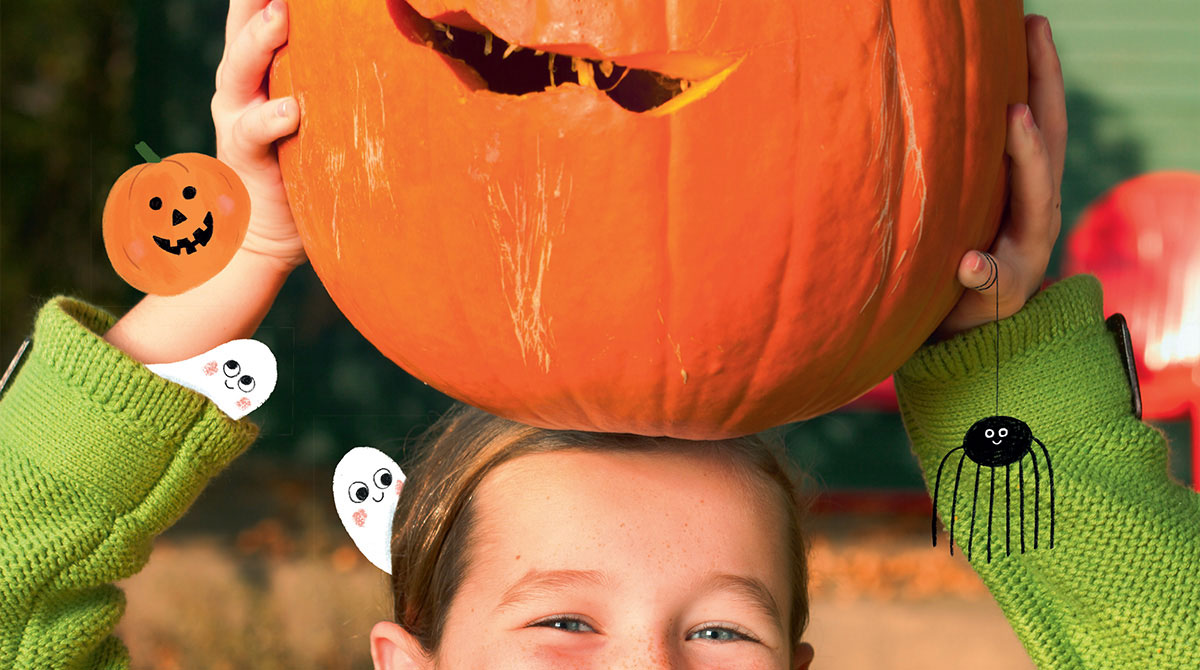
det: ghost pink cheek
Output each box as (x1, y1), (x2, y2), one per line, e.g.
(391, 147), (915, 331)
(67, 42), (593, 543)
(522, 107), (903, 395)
(353, 509), (367, 527)
(395, 481), (403, 496)
(203, 360), (219, 376)
(236, 397), (251, 411)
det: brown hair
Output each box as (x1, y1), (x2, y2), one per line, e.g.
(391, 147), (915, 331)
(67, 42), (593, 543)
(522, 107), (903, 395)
(389, 403), (811, 654)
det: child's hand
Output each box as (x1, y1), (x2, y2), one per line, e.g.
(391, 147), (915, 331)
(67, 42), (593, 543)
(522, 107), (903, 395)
(933, 14), (1066, 341)
(104, 0), (302, 363)
(211, 0), (304, 270)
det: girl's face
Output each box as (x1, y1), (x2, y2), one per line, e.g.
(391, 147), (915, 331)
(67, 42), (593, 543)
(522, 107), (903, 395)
(372, 448), (814, 669)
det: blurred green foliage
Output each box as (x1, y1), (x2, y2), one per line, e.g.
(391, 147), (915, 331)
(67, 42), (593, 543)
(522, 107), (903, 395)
(1, 0), (1191, 487)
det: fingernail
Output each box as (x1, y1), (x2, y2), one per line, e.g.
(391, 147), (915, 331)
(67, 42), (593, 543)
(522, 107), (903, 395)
(971, 252), (985, 273)
(1021, 104), (1036, 131)
(1044, 19), (1053, 43)
(276, 98), (292, 116)
(263, 3), (273, 21)
(263, 0), (281, 22)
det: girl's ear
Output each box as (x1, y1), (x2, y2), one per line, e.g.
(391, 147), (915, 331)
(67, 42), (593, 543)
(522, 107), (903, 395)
(370, 620), (431, 670)
(793, 641), (815, 670)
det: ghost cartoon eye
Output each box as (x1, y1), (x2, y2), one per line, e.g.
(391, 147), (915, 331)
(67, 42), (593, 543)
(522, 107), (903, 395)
(223, 360), (241, 378)
(237, 375), (256, 393)
(373, 468), (393, 489)
(349, 481), (370, 503)
(985, 429), (995, 438)
(998, 427), (1008, 437)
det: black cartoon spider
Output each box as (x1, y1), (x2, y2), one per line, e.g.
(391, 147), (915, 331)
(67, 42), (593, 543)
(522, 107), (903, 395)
(932, 415), (1054, 562)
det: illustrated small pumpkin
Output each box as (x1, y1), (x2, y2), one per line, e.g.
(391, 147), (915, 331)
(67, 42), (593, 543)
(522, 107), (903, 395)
(270, 0), (1028, 438)
(103, 142), (251, 295)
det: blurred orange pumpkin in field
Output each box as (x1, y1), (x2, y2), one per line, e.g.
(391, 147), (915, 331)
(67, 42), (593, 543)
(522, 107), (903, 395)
(270, 0), (1028, 438)
(103, 143), (250, 295)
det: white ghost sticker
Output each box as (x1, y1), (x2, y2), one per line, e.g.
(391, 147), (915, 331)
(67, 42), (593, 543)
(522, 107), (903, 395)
(333, 446), (405, 573)
(145, 339), (277, 420)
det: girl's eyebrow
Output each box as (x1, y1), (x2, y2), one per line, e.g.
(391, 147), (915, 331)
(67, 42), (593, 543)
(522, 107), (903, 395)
(494, 569), (610, 613)
(696, 573), (783, 627)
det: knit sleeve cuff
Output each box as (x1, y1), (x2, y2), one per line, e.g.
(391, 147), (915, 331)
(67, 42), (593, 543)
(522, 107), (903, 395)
(894, 275), (1138, 469)
(0, 296), (258, 515)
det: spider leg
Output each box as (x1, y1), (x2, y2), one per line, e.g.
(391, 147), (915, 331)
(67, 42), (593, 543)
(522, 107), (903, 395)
(1018, 456), (1026, 553)
(1033, 437), (1055, 549)
(1028, 447), (1041, 550)
(1005, 463), (1011, 557)
(986, 466), (995, 563)
(968, 460), (981, 562)
(949, 451), (967, 556)
(932, 447), (965, 547)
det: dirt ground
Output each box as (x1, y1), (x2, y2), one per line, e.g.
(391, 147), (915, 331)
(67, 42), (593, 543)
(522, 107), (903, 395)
(116, 459), (1033, 669)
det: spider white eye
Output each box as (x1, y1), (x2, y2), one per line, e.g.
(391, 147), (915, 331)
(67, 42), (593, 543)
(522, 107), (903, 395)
(998, 427), (1008, 437)
(985, 429), (995, 438)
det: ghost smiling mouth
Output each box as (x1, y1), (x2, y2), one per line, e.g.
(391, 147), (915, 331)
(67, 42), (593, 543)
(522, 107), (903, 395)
(153, 211), (214, 255)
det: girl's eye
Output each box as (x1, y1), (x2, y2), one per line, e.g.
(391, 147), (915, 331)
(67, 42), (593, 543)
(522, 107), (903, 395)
(529, 616), (596, 634)
(687, 624), (760, 644)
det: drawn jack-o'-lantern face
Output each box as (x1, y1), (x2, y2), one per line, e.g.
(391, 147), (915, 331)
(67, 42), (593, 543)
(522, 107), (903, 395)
(103, 146), (250, 295)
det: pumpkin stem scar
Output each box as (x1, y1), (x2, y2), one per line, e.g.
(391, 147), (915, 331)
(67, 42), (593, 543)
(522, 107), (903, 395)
(134, 141), (162, 163)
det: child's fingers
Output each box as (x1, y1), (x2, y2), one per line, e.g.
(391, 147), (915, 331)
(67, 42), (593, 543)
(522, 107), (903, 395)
(1005, 103), (1060, 261)
(225, 0), (270, 55)
(228, 97), (299, 163)
(1025, 15), (1067, 192)
(955, 249), (1032, 319)
(215, 0), (288, 111)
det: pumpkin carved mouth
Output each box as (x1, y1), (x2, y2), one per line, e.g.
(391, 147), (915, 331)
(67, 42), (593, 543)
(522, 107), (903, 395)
(401, 3), (740, 114)
(153, 212), (214, 256)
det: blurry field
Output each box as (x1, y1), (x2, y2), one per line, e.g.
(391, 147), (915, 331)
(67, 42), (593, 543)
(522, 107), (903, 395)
(116, 457), (1032, 669)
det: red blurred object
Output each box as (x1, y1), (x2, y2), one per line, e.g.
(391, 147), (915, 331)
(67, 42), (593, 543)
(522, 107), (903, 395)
(843, 375), (899, 412)
(1065, 171), (1200, 490)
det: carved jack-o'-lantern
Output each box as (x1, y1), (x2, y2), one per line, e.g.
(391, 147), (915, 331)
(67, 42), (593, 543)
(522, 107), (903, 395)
(270, 1), (1028, 438)
(103, 142), (251, 295)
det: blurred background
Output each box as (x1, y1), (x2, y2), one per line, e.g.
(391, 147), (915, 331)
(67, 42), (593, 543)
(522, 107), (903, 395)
(2, 0), (1197, 667)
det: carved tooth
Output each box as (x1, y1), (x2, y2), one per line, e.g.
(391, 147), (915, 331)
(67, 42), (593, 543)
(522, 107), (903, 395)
(533, 49), (544, 56)
(443, 25), (454, 41)
(680, 79), (690, 91)
(598, 60), (614, 77)
(483, 33), (493, 56)
(574, 57), (597, 88)
(502, 43), (520, 59)
(548, 53), (556, 86)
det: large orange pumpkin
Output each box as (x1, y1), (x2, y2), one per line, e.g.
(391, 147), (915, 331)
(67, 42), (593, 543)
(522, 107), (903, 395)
(270, 0), (1028, 438)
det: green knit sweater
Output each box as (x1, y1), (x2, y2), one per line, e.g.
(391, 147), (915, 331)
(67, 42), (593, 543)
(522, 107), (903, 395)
(0, 275), (1197, 668)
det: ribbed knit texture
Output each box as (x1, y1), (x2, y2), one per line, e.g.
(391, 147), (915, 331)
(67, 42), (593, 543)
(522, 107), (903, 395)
(0, 297), (258, 669)
(896, 274), (1200, 669)
(2, 282), (1197, 668)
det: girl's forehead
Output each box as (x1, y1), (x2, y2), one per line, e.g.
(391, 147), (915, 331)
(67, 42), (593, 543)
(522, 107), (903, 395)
(468, 447), (790, 575)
